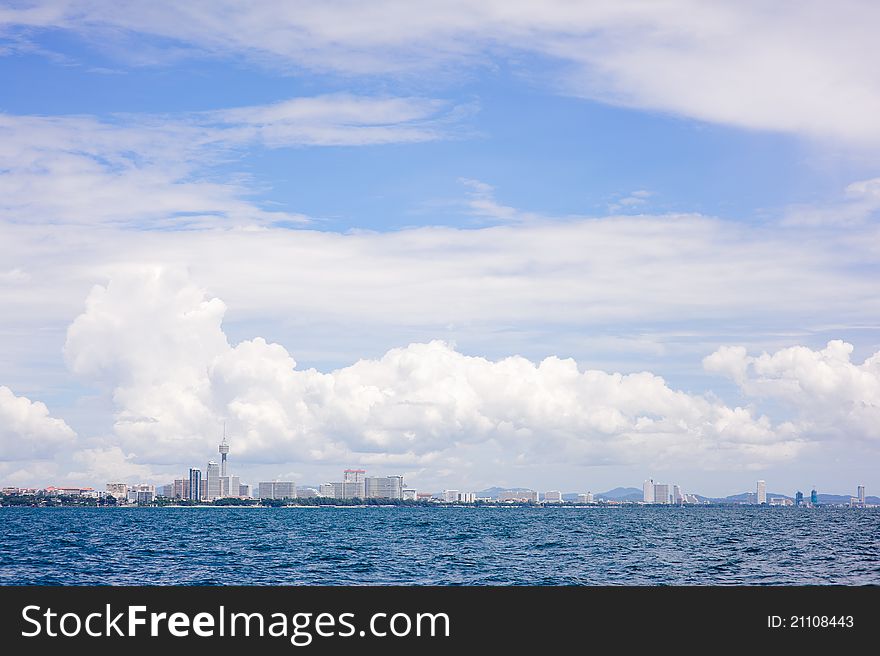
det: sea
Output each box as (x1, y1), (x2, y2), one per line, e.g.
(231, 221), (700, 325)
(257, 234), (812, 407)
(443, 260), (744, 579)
(1, 506), (878, 585)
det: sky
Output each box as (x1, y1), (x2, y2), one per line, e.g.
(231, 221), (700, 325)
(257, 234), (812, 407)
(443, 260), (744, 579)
(1, 1), (879, 497)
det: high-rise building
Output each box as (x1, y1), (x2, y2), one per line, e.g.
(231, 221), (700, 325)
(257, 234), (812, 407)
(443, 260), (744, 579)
(365, 476), (404, 499)
(810, 488), (818, 505)
(402, 488), (418, 500)
(756, 480), (767, 505)
(543, 490), (563, 503)
(673, 485), (683, 504)
(105, 483), (128, 499)
(342, 469), (366, 499)
(643, 479), (654, 503)
(173, 478), (190, 499)
(319, 483), (337, 498)
(795, 491), (804, 507)
(159, 484), (174, 498)
(258, 481), (296, 500)
(219, 430), (229, 478)
(188, 468), (202, 501)
(442, 489), (460, 503)
(857, 485), (866, 506)
(496, 490), (538, 502)
(577, 492), (594, 503)
(206, 461), (221, 500)
(127, 484), (155, 504)
(239, 484), (251, 498)
(653, 483), (669, 505)
(457, 492), (476, 503)
(220, 475), (241, 498)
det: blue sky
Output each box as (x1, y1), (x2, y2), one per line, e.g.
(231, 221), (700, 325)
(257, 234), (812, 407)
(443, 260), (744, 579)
(1, 2), (879, 496)
(1, 33), (857, 232)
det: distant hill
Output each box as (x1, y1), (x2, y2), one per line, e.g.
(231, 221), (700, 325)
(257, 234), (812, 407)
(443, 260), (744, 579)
(477, 486), (535, 499)
(693, 492), (880, 505)
(705, 492), (792, 503)
(817, 493), (880, 505)
(468, 485), (878, 505)
(596, 487), (644, 502)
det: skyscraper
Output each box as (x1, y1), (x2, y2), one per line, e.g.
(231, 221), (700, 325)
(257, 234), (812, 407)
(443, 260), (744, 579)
(206, 461), (221, 500)
(105, 483), (128, 499)
(258, 481), (296, 500)
(857, 485), (866, 506)
(672, 484), (683, 504)
(643, 479), (654, 503)
(219, 430), (229, 478)
(756, 480), (767, 505)
(653, 483), (669, 505)
(442, 489), (460, 503)
(188, 468), (202, 501)
(795, 491), (803, 507)
(365, 475), (404, 499)
(810, 488), (818, 505)
(342, 469), (366, 499)
(173, 478), (189, 499)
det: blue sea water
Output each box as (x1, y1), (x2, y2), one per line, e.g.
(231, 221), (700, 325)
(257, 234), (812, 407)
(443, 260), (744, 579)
(0, 506), (877, 585)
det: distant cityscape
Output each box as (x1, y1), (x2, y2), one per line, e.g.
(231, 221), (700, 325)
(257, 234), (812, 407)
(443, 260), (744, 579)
(0, 436), (874, 508)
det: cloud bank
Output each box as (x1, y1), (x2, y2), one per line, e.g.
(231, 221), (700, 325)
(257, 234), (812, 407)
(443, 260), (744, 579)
(4, 1), (880, 142)
(705, 340), (880, 443)
(0, 94), (458, 227)
(0, 385), (76, 461)
(62, 268), (809, 472)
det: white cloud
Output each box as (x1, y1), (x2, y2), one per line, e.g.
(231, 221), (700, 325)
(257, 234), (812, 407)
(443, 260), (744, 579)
(5, 1), (880, 143)
(64, 268), (229, 465)
(68, 446), (159, 484)
(608, 189), (654, 213)
(458, 178), (540, 222)
(784, 176), (880, 226)
(0, 267), (30, 282)
(0, 385), (76, 461)
(2, 194), (879, 391)
(61, 267), (807, 472)
(704, 340), (880, 443)
(0, 95), (459, 227)
(208, 94), (452, 147)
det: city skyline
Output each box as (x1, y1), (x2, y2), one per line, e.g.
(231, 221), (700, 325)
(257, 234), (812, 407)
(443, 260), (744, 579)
(1, 3), (880, 496)
(4, 434), (871, 507)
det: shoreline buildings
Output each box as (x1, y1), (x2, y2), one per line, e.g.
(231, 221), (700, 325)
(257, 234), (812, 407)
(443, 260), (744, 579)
(319, 470), (410, 500)
(258, 481), (296, 500)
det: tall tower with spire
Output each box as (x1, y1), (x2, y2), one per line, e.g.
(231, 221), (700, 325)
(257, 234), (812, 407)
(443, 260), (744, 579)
(219, 424), (229, 478)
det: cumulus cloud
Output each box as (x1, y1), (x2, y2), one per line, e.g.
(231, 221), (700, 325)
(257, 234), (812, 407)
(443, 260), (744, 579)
(4, 1), (880, 142)
(3, 193), (880, 399)
(64, 268), (229, 465)
(0, 94), (459, 227)
(68, 446), (159, 484)
(62, 268), (806, 471)
(0, 385), (76, 461)
(704, 340), (880, 441)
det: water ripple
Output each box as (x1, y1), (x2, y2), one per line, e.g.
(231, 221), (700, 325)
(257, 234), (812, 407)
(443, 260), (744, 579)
(0, 506), (877, 585)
